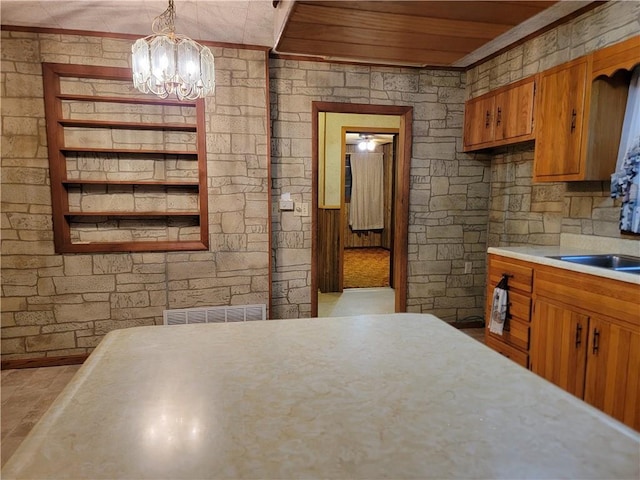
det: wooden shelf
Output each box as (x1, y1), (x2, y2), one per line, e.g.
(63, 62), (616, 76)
(62, 179), (199, 187)
(43, 62), (209, 253)
(60, 147), (197, 157)
(58, 119), (197, 132)
(64, 211), (200, 217)
(59, 241), (208, 253)
(57, 93), (196, 107)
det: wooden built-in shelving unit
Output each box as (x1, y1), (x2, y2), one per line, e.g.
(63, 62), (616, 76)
(42, 62), (208, 253)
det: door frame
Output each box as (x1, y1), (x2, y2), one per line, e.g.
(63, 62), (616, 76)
(311, 102), (413, 316)
(340, 126), (399, 292)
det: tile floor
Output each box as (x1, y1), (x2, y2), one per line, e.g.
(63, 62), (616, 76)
(1, 364), (82, 466)
(318, 287), (396, 317)
(1, 300), (485, 467)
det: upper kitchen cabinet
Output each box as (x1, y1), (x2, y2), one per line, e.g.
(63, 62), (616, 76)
(533, 57), (589, 181)
(534, 36), (640, 182)
(463, 76), (535, 152)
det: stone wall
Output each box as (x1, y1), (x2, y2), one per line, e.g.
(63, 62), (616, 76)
(466, 1), (640, 247)
(269, 62), (490, 322)
(1, 31), (270, 360)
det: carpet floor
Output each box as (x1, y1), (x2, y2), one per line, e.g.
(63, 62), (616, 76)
(343, 247), (390, 288)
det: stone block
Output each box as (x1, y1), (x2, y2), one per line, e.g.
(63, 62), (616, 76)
(2, 168), (47, 185)
(216, 252), (268, 271)
(93, 255), (134, 274)
(14, 310), (55, 326)
(64, 256), (93, 276)
(110, 292), (150, 309)
(167, 260), (216, 280)
(54, 302), (110, 323)
(437, 244), (465, 260)
(26, 332), (75, 352)
(53, 275), (115, 294)
(167, 288), (231, 309)
(2, 337), (26, 354)
(1, 269), (37, 286)
(426, 225), (463, 239)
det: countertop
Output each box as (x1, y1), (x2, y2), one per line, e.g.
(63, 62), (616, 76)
(3, 314), (639, 479)
(488, 245), (640, 284)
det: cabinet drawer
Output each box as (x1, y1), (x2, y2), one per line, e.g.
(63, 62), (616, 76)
(509, 290), (532, 322)
(489, 257), (533, 293)
(486, 336), (529, 368)
(487, 316), (530, 351)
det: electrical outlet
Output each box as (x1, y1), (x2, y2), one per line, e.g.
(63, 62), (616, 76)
(464, 261), (472, 274)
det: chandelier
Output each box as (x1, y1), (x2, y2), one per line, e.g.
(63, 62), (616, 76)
(131, 0), (215, 100)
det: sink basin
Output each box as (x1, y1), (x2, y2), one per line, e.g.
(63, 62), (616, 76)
(548, 254), (640, 274)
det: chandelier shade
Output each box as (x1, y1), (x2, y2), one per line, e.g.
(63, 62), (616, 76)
(131, 0), (215, 100)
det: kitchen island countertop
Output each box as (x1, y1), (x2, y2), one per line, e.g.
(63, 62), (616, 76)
(2, 314), (639, 479)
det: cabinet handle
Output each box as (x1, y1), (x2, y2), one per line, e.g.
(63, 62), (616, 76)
(575, 323), (582, 348)
(496, 107), (502, 126)
(485, 110), (491, 128)
(592, 328), (600, 354)
(570, 109), (577, 133)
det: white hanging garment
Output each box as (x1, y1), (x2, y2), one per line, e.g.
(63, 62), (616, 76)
(349, 152), (384, 231)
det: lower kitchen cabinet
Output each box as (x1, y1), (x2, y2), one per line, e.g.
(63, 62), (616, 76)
(583, 317), (640, 430)
(487, 252), (639, 431)
(530, 298), (587, 398)
(531, 264), (640, 431)
(485, 254), (533, 368)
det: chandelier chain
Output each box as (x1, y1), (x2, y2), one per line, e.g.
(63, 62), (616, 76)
(152, 0), (176, 36)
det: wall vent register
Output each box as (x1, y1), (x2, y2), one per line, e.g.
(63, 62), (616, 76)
(163, 304), (267, 325)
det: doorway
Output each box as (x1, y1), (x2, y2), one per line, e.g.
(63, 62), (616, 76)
(342, 130), (395, 290)
(311, 102), (413, 317)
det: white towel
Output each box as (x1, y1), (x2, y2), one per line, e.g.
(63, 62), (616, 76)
(488, 286), (508, 335)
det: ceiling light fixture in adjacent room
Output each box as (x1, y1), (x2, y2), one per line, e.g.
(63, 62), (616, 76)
(131, 0), (215, 100)
(358, 135), (376, 151)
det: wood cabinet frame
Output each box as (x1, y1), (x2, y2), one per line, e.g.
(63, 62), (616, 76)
(42, 63), (209, 253)
(534, 35), (640, 182)
(463, 76), (536, 152)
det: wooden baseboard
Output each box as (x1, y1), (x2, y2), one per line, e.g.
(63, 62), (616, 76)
(451, 320), (485, 329)
(1, 354), (88, 370)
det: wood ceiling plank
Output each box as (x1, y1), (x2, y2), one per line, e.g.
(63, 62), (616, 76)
(283, 21), (489, 53)
(290, 3), (513, 39)
(299, 1), (557, 26)
(275, 37), (464, 66)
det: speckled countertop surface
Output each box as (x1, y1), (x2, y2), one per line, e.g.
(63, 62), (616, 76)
(488, 233), (640, 284)
(488, 245), (640, 284)
(3, 314), (639, 479)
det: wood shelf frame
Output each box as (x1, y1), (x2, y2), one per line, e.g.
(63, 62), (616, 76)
(43, 62), (209, 253)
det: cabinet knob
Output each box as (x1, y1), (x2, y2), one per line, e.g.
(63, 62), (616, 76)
(570, 108), (577, 133)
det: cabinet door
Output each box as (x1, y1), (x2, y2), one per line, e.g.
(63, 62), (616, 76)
(494, 78), (535, 142)
(584, 318), (640, 431)
(463, 94), (495, 148)
(530, 299), (588, 398)
(534, 58), (588, 180)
